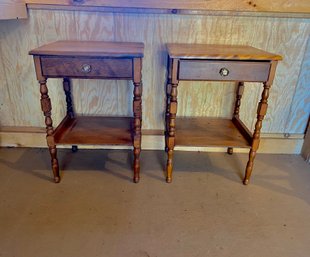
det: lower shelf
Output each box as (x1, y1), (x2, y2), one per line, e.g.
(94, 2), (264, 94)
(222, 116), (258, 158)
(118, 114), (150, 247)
(53, 116), (133, 145)
(175, 117), (251, 148)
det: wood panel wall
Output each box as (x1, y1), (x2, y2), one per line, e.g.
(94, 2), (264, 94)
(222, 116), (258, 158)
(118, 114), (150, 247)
(286, 38), (310, 134)
(0, 9), (309, 136)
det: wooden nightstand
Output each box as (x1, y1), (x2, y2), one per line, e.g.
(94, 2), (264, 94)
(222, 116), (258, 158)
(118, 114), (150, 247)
(29, 41), (144, 183)
(165, 44), (282, 184)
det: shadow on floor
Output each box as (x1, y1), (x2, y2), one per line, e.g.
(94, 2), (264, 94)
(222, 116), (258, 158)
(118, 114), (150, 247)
(143, 149), (246, 183)
(0, 148), (134, 183)
(0, 148), (246, 184)
(246, 154), (310, 205)
(1, 148), (309, 205)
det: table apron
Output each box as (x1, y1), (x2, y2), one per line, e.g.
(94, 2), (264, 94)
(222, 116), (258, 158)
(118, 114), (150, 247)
(41, 57), (133, 79)
(179, 60), (271, 82)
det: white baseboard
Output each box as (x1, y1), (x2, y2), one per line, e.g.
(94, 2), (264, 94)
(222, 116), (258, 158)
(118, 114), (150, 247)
(0, 127), (304, 154)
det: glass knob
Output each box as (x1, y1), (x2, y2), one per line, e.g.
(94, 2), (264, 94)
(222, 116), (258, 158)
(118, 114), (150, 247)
(219, 67), (229, 77)
(81, 64), (91, 73)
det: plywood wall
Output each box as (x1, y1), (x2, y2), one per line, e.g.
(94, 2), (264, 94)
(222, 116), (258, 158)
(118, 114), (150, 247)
(0, 9), (309, 133)
(286, 38), (310, 134)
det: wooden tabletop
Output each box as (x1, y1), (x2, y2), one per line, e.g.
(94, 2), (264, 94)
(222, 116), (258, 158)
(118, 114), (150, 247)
(167, 44), (282, 61)
(29, 40), (144, 57)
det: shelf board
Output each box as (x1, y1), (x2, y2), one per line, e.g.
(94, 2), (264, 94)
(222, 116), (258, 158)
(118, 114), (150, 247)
(53, 116), (133, 145)
(175, 117), (251, 148)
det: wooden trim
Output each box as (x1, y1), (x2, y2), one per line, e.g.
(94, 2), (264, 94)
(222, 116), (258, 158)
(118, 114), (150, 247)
(26, 1), (310, 18)
(0, 127), (304, 154)
(0, 126), (304, 138)
(0, 1), (27, 20)
(25, 0), (310, 13)
(0, 126), (45, 133)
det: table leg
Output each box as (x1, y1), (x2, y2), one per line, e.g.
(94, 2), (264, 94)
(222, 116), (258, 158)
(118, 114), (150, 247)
(227, 147), (234, 155)
(228, 82), (245, 155)
(63, 78), (74, 118)
(243, 82), (270, 185)
(233, 82), (245, 118)
(63, 78), (77, 152)
(166, 58), (179, 183)
(165, 57), (172, 152)
(39, 79), (60, 183)
(133, 58), (143, 183)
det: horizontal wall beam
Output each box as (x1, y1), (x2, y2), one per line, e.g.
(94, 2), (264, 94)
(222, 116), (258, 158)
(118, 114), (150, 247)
(0, 1), (28, 20)
(25, 0), (310, 18)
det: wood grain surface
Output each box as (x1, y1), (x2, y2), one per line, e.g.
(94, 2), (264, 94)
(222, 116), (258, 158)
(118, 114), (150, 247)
(25, 0), (310, 14)
(178, 60), (270, 82)
(0, 9), (309, 135)
(167, 44), (282, 60)
(53, 116), (133, 145)
(175, 117), (251, 148)
(29, 40), (144, 57)
(40, 57), (133, 79)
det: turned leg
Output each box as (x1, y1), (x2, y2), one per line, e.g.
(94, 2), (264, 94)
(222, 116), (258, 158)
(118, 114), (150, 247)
(166, 58), (179, 183)
(63, 78), (74, 118)
(63, 78), (77, 153)
(39, 79), (60, 183)
(133, 58), (143, 183)
(243, 82), (270, 185)
(233, 82), (245, 118)
(229, 82), (245, 155)
(165, 82), (171, 153)
(165, 57), (172, 152)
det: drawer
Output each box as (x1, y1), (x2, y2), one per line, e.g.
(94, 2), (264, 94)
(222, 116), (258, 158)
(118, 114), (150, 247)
(41, 57), (133, 79)
(179, 60), (271, 82)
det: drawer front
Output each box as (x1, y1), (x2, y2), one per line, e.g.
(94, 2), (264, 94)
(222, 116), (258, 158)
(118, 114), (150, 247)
(179, 60), (270, 82)
(41, 57), (133, 79)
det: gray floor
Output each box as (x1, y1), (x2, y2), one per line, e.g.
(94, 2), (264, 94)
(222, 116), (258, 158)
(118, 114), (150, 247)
(0, 148), (310, 257)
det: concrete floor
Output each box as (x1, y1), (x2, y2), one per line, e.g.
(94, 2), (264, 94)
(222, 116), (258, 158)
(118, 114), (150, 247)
(0, 148), (310, 257)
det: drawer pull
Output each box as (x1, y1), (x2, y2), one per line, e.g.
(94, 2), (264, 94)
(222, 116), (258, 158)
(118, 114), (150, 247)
(219, 67), (229, 77)
(81, 64), (92, 73)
